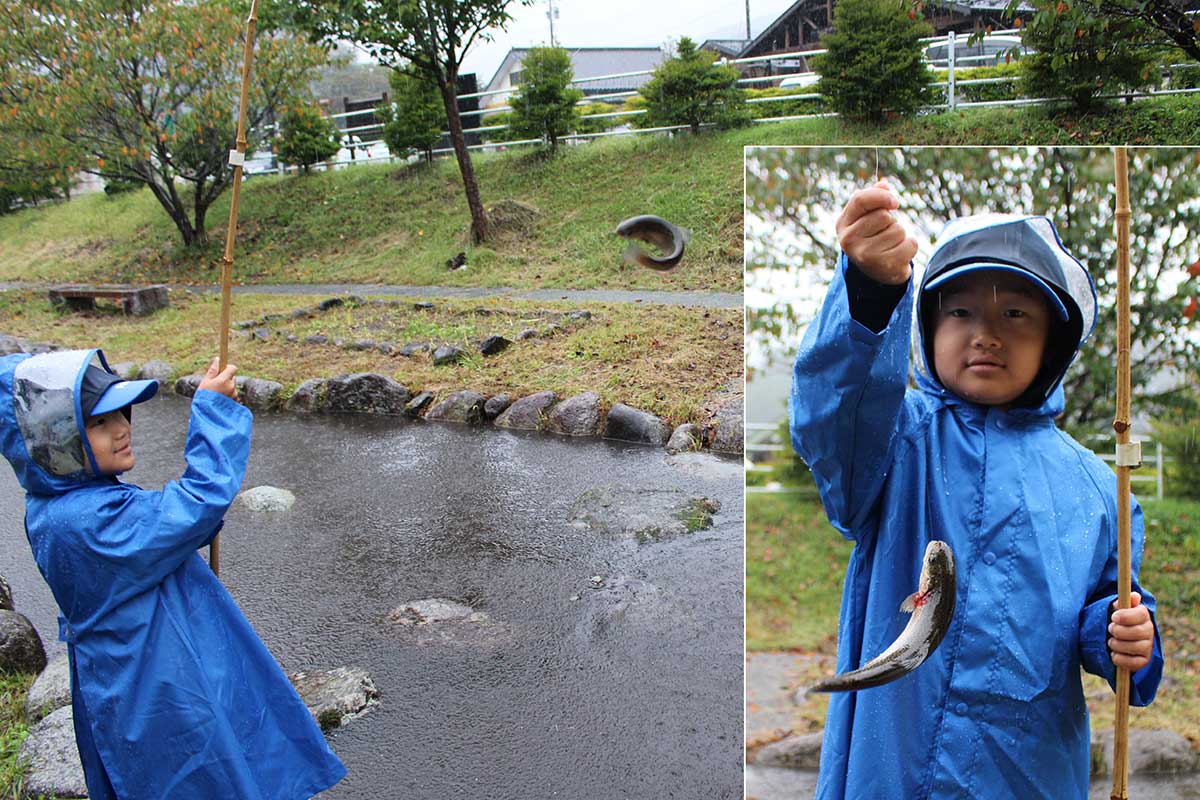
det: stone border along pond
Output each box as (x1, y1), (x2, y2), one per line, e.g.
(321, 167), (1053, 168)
(0, 299), (744, 454)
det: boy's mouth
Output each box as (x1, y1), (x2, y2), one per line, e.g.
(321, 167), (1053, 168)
(966, 356), (1004, 370)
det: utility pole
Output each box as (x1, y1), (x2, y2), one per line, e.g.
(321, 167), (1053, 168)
(745, 0), (752, 39)
(547, 0), (559, 47)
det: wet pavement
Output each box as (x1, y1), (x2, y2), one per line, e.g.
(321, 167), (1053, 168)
(0, 394), (744, 799)
(0, 282), (743, 309)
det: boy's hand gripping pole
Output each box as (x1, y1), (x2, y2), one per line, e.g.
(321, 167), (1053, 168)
(1110, 146), (1136, 800)
(212, 0), (261, 577)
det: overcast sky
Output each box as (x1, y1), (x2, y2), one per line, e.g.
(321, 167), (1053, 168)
(456, 0), (799, 84)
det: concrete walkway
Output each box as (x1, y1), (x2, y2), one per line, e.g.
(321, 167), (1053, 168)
(1, 282), (743, 309)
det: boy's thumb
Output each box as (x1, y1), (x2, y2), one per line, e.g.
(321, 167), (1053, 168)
(205, 357), (220, 376)
(1129, 591), (1142, 608)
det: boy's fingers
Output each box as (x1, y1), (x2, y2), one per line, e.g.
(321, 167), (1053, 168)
(1111, 652), (1149, 670)
(205, 357), (220, 377)
(1109, 635), (1152, 657)
(840, 208), (898, 243)
(840, 187), (900, 229)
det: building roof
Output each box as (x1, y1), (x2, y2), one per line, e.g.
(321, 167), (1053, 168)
(483, 47), (665, 95)
(700, 39), (750, 58)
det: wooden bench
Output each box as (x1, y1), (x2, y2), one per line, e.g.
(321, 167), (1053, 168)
(48, 284), (169, 316)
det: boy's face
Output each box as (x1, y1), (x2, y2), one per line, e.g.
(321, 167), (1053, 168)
(85, 409), (135, 474)
(931, 271), (1052, 407)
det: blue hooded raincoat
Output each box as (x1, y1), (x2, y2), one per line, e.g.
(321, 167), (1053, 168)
(0, 349), (346, 800)
(790, 222), (1164, 799)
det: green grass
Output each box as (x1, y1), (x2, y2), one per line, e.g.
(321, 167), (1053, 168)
(746, 492), (1200, 746)
(3, 93), (1197, 293)
(0, 289), (742, 428)
(1, 671), (34, 800)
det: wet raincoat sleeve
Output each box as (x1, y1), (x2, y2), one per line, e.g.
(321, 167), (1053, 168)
(790, 253), (915, 537)
(1077, 498), (1164, 706)
(52, 389), (251, 596)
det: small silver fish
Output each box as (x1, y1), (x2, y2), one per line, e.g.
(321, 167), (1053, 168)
(807, 540), (956, 693)
(614, 214), (691, 272)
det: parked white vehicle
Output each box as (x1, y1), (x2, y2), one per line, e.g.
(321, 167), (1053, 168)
(924, 35), (1031, 68)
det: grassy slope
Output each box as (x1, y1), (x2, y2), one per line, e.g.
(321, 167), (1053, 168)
(2, 94), (1198, 291)
(747, 492), (1200, 745)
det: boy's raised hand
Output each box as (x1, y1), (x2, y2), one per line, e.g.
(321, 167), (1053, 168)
(198, 357), (238, 400)
(1109, 591), (1155, 672)
(836, 180), (919, 285)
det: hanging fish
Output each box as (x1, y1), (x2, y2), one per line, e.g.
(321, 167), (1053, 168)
(807, 540), (956, 693)
(614, 214), (690, 272)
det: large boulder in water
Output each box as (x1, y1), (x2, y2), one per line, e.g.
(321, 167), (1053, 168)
(0, 609), (46, 674)
(322, 373), (412, 415)
(603, 403), (669, 446)
(425, 391), (485, 425)
(547, 392), (602, 437)
(494, 391), (556, 431)
(288, 666), (380, 732)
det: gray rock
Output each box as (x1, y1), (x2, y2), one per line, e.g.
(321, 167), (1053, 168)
(405, 391), (435, 417)
(233, 319), (259, 329)
(377, 342), (394, 355)
(483, 394), (513, 421)
(547, 392), (602, 437)
(174, 374), (201, 398)
(0, 574), (11, 610)
(569, 486), (721, 543)
(237, 486), (296, 512)
(386, 599), (488, 625)
(494, 391), (557, 431)
(252, 327), (271, 341)
(753, 732), (823, 770)
(399, 342), (431, 357)
(433, 345), (465, 366)
(323, 373), (412, 415)
(0, 334), (26, 354)
(290, 308), (310, 319)
(288, 666), (380, 732)
(479, 336), (511, 356)
(516, 329), (539, 340)
(0, 608), (47, 674)
(25, 655), (71, 722)
(236, 377), (285, 412)
(603, 403), (670, 447)
(18, 706), (87, 798)
(332, 339), (345, 348)
(286, 334), (298, 343)
(137, 359), (175, 385)
(1093, 728), (1200, 775)
(542, 323), (560, 336)
(304, 334), (328, 345)
(109, 361), (139, 380)
(568, 310), (592, 321)
(351, 339), (376, 351)
(318, 297), (344, 311)
(414, 301), (435, 311)
(286, 379), (326, 413)
(710, 396), (744, 454)
(425, 391), (486, 425)
(667, 423), (703, 454)
(345, 295), (365, 306)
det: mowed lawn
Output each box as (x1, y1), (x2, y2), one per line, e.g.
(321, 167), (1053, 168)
(747, 490), (1200, 745)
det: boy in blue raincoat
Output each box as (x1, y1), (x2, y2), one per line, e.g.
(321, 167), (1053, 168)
(790, 183), (1164, 799)
(0, 350), (346, 800)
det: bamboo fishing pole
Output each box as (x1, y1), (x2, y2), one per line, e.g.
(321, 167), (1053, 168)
(212, 0), (261, 576)
(1110, 145), (1137, 800)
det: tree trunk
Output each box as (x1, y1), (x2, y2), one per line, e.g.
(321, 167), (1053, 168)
(438, 74), (489, 244)
(144, 177), (200, 247)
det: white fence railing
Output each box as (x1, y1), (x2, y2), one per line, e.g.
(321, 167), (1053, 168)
(750, 421), (1170, 500)
(245, 30), (1200, 175)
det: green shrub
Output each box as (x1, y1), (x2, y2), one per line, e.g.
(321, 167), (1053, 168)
(377, 68), (445, 164)
(274, 102), (340, 174)
(1019, 8), (1158, 111)
(637, 37), (751, 134)
(508, 47), (583, 150)
(574, 103), (621, 136)
(934, 61), (1026, 104)
(812, 0), (933, 122)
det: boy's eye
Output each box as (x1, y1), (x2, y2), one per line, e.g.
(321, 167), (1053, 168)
(947, 308), (970, 318)
(1004, 308), (1028, 318)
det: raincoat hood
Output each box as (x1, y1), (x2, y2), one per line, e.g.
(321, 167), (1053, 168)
(0, 349), (117, 496)
(914, 214), (1098, 412)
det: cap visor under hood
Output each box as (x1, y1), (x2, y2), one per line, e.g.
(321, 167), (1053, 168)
(916, 214), (1098, 409)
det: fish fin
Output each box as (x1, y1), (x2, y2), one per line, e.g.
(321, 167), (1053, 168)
(900, 592), (919, 614)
